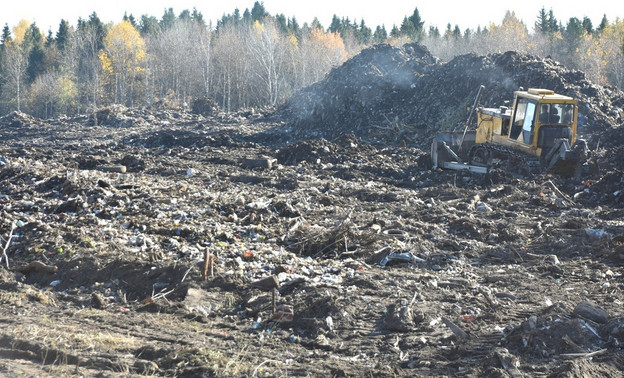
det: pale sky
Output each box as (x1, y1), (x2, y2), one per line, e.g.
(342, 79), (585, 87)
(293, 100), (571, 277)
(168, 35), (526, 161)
(2, 0), (623, 34)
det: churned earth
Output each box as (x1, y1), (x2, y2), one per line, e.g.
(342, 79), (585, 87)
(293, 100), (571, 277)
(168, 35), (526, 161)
(1, 44), (623, 377)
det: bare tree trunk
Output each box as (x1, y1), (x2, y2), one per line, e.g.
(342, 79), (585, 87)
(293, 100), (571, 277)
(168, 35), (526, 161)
(16, 80), (20, 112)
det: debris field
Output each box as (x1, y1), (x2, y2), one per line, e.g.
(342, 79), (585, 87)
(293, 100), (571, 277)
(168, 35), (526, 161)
(0, 43), (623, 377)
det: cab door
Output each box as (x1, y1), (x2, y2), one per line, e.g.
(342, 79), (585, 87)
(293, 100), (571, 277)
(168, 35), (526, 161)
(521, 101), (537, 144)
(510, 97), (537, 143)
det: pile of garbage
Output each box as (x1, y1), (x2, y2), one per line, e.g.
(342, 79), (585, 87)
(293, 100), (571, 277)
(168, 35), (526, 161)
(0, 111), (43, 128)
(191, 96), (220, 116)
(277, 43), (624, 148)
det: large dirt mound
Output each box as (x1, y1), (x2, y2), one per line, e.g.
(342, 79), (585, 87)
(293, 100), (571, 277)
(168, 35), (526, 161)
(277, 43), (624, 147)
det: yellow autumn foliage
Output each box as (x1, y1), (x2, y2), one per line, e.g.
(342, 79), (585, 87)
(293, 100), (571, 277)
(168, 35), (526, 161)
(308, 28), (347, 61)
(287, 34), (299, 49)
(12, 19), (30, 44)
(100, 20), (146, 75)
(253, 20), (265, 35)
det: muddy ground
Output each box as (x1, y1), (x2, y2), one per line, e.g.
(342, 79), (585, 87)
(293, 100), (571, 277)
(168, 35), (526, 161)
(0, 104), (622, 378)
(1, 44), (624, 377)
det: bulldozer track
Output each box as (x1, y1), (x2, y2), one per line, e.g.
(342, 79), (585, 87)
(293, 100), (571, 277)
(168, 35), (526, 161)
(469, 144), (542, 176)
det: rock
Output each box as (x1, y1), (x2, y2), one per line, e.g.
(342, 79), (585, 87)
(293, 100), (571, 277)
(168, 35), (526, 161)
(91, 292), (107, 309)
(98, 165), (127, 173)
(12, 261), (58, 274)
(241, 157), (277, 170)
(599, 317), (624, 341)
(250, 275), (280, 291)
(573, 301), (609, 324)
(183, 287), (223, 316)
(384, 301), (415, 332)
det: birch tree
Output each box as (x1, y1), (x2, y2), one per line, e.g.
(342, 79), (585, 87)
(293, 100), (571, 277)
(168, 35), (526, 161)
(1, 41), (28, 111)
(248, 19), (289, 105)
(100, 20), (146, 105)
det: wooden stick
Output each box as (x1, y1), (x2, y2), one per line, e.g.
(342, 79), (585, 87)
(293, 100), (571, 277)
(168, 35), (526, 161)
(201, 251), (215, 281)
(560, 348), (608, 359)
(1, 221), (16, 269)
(442, 317), (468, 339)
(272, 288), (277, 314)
(544, 180), (574, 204)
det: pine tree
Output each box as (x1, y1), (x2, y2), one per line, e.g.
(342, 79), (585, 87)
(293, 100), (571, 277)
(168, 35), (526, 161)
(398, 7), (426, 41)
(310, 17), (323, 31)
(191, 8), (205, 26)
(0, 23), (10, 95)
(547, 10), (559, 33)
(444, 23), (453, 40)
(45, 30), (54, 47)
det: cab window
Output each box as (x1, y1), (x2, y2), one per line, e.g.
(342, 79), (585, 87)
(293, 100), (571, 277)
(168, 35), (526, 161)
(511, 97), (537, 141)
(522, 102), (536, 144)
(538, 103), (574, 124)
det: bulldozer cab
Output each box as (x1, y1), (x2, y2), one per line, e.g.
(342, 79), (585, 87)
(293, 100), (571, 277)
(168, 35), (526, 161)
(477, 88), (577, 158)
(508, 89), (577, 152)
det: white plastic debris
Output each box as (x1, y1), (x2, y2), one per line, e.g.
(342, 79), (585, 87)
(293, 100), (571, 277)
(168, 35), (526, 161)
(325, 316), (334, 331)
(585, 228), (612, 238)
(475, 202), (492, 212)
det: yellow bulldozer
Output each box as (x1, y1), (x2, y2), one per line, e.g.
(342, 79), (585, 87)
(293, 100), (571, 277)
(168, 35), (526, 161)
(432, 86), (588, 176)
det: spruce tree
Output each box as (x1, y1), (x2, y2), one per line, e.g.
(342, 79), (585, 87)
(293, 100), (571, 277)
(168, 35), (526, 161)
(390, 25), (400, 38)
(407, 7), (424, 36)
(251, 1), (268, 22)
(582, 17), (593, 34)
(400, 17), (416, 39)
(56, 19), (70, 52)
(87, 12), (106, 51)
(597, 14), (608, 33)
(1, 24), (12, 45)
(139, 15), (159, 35)
(25, 23), (45, 83)
(160, 8), (176, 30)
(536, 7), (549, 33)
(373, 25), (387, 44)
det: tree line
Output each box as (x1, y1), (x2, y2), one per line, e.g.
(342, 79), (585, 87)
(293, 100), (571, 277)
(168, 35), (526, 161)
(0, 2), (623, 118)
